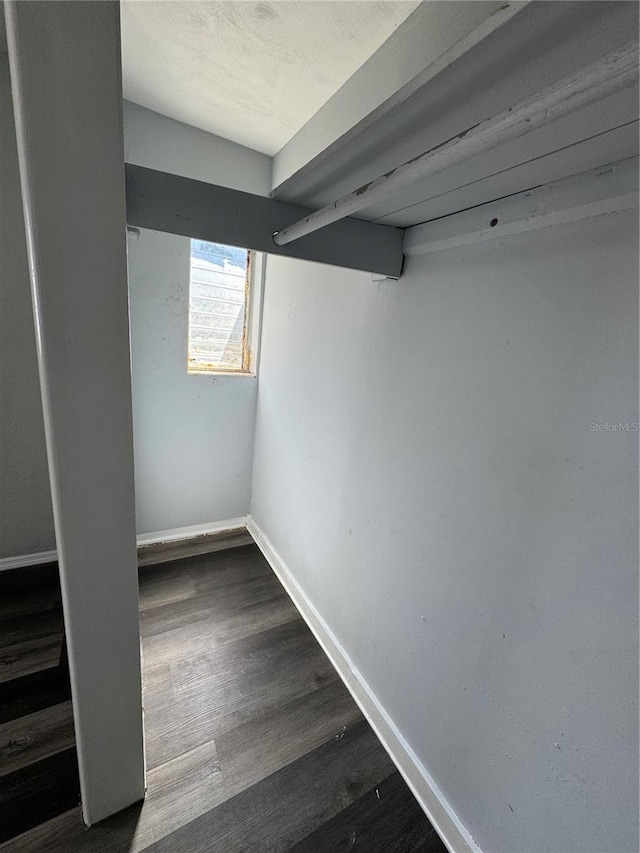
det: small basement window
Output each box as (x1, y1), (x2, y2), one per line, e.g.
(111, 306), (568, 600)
(188, 240), (251, 373)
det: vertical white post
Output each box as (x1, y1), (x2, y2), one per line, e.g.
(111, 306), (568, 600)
(5, 0), (145, 824)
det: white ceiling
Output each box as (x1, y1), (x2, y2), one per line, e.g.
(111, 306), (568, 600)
(120, 1), (419, 156)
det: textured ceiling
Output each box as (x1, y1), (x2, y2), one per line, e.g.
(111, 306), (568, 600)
(120, 1), (419, 156)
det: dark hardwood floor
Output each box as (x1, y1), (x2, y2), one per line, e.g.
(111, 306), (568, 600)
(0, 544), (446, 852)
(0, 564), (79, 843)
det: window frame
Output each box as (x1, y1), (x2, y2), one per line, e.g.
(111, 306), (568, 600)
(187, 241), (263, 377)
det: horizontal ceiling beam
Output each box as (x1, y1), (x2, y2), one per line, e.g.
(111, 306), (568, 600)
(403, 156), (639, 255)
(273, 40), (638, 247)
(125, 165), (404, 278)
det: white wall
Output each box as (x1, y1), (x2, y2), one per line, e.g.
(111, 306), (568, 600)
(127, 230), (257, 533)
(124, 101), (271, 535)
(0, 52), (55, 558)
(123, 100), (271, 191)
(251, 210), (639, 853)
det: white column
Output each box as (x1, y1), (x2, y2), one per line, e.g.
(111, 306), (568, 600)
(5, 0), (145, 824)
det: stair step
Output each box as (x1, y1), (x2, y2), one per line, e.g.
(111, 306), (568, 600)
(0, 565), (62, 623)
(0, 700), (75, 777)
(0, 635), (63, 685)
(0, 666), (72, 726)
(0, 747), (80, 843)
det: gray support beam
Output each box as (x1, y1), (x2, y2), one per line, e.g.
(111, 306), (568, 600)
(125, 164), (404, 278)
(5, 0), (145, 824)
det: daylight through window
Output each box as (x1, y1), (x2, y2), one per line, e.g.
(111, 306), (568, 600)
(188, 240), (250, 373)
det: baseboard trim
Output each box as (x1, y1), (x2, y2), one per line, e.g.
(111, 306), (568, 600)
(0, 517), (252, 572)
(136, 517), (249, 547)
(246, 514), (481, 853)
(0, 549), (58, 571)
(137, 518), (252, 566)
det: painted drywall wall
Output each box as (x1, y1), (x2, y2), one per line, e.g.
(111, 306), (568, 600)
(0, 52), (55, 558)
(251, 210), (639, 852)
(123, 100), (271, 191)
(124, 101), (271, 534)
(127, 230), (257, 533)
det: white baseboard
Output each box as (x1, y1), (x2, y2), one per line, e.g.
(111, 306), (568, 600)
(0, 549), (58, 571)
(0, 516), (250, 573)
(246, 514), (481, 853)
(136, 516), (248, 547)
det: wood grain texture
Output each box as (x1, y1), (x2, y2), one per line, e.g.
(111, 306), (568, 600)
(0, 635), (62, 684)
(143, 629), (337, 770)
(141, 576), (289, 641)
(137, 528), (253, 567)
(0, 701), (74, 777)
(288, 770), (447, 853)
(143, 721), (397, 853)
(0, 564), (77, 841)
(0, 543), (444, 852)
(0, 566), (64, 685)
(142, 589), (299, 668)
(137, 570), (196, 612)
(215, 678), (363, 799)
(0, 609), (64, 651)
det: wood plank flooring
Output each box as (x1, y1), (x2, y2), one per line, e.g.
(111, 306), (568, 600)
(1, 544), (446, 852)
(0, 565), (79, 843)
